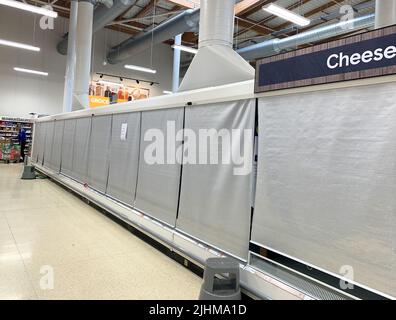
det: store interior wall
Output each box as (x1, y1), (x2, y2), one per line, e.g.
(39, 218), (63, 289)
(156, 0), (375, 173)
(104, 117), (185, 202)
(0, 7), (173, 118)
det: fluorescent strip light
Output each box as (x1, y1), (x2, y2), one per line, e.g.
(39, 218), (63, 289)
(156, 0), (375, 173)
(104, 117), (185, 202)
(0, 0), (58, 18)
(263, 3), (310, 27)
(124, 64), (157, 74)
(0, 39), (40, 52)
(171, 44), (198, 54)
(163, 90), (173, 95)
(14, 67), (48, 76)
(98, 80), (123, 87)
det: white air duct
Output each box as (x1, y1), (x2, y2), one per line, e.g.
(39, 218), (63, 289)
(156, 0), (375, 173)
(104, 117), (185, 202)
(375, 0), (396, 28)
(178, 0), (255, 92)
(62, 0), (78, 113)
(73, 0), (94, 110)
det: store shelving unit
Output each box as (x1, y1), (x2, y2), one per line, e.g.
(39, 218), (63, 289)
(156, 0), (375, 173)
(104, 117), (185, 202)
(0, 116), (34, 162)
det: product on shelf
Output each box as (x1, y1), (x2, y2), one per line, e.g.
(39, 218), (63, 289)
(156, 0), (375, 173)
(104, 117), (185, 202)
(0, 117), (34, 160)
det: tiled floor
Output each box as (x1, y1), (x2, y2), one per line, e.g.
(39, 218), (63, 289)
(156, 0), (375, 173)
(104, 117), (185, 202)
(0, 164), (201, 300)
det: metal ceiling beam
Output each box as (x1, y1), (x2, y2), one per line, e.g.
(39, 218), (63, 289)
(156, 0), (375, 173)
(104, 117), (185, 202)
(235, 0), (266, 15)
(165, 0), (199, 9)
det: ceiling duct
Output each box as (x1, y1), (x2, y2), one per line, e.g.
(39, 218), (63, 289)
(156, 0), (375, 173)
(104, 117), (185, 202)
(237, 14), (375, 61)
(178, 0), (255, 92)
(375, 0), (396, 28)
(107, 8), (200, 64)
(57, 0), (136, 55)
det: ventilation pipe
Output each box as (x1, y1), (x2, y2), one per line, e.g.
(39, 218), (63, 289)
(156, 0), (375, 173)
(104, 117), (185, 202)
(178, 0), (255, 92)
(238, 14), (375, 61)
(73, 0), (94, 110)
(107, 9), (200, 64)
(62, 0), (78, 113)
(172, 34), (182, 93)
(57, 0), (135, 55)
(97, 0), (113, 8)
(375, 0), (396, 28)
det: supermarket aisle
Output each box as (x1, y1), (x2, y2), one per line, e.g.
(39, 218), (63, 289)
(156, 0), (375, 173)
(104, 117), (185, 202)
(0, 164), (201, 300)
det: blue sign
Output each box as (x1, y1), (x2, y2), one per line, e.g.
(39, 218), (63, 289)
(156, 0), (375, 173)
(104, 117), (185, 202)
(258, 31), (396, 87)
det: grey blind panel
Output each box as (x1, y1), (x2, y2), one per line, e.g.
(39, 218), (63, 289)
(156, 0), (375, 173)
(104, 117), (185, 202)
(176, 100), (255, 260)
(106, 112), (141, 206)
(43, 121), (55, 168)
(87, 115), (112, 193)
(135, 108), (184, 226)
(50, 120), (64, 172)
(71, 117), (91, 183)
(61, 119), (76, 177)
(31, 123), (39, 163)
(252, 83), (396, 298)
(36, 122), (46, 165)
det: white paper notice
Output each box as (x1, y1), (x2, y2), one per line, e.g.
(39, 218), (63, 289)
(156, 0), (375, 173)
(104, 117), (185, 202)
(120, 123), (128, 141)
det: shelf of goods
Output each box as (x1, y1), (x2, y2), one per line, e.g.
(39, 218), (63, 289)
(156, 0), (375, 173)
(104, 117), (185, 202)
(0, 117), (34, 162)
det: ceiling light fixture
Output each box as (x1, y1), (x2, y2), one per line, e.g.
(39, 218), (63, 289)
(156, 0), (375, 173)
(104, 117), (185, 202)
(98, 80), (123, 87)
(171, 44), (198, 54)
(263, 3), (310, 27)
(124, 64), (157, 74)
(0, 0), (58, 18)
(14, 67), (48, 76)
(0, 38), (40, 52)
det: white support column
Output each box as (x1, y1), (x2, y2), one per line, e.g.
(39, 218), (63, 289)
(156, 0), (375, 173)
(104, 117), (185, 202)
(73, 0), (94, 110)
(375, 0), (396, 28)
(62, 0), (78, 113)
(172, 34), (182, 93)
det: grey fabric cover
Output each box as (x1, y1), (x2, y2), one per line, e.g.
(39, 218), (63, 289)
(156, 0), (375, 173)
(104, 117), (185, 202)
(70, 117), (91, 183)
(50, 120), (64, 173)
(43, 121), (55, 168)
(31, 123), (39, 163)
(106, 112), (141, 206)
(176, 100), (255, 260)
(252, 82), (396, 298)
(87, 115), (112, 193)
(135, 108), (184, 226)
(61, 119), (76, 177)
(36, 122), (46, 165)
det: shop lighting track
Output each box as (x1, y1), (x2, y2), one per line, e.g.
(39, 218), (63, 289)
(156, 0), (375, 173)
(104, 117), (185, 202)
(98, 80), (123, 87)
(96, 73), (159, 86)
(124, 64), (157, 74)
(0, 38), (40, 52)
(14, 67), (48, 76)
(171, 44), (198, 54)
(263, 3), (310, 27)
(0, 0), (58, 18)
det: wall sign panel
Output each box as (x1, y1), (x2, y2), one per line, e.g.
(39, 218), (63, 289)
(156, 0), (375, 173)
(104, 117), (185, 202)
(255, 25), (396, 92)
